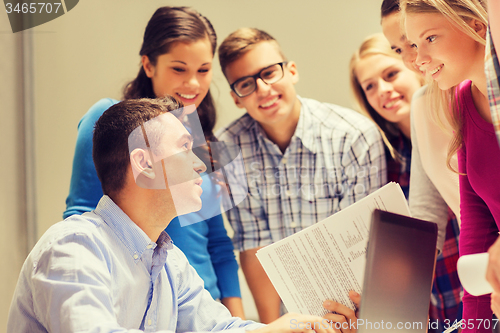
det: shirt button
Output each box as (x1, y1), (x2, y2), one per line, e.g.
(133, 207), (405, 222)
(286, 189), (291, 197)
(148, 319), (152, 326)
(133, 254), (139, 259)
(147, 244), (153, 249)
(290, 222), (297, 228)
(281, 157), (287, 165)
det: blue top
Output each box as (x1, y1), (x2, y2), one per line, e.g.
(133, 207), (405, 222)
(64, 98), (240, 299)
(8, 196), (262, 332)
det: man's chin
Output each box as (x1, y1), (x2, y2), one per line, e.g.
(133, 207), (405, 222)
(173, 198), (202, 216)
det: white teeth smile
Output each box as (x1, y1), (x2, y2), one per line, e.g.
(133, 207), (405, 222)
(261, 96), (279, 108)
(430, 65), (443, 75)
(384, 97), (402, 109)
(178, 93), (196, 99)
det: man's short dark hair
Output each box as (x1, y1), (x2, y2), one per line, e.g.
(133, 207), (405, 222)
(381, 0), (400, 18)
(218, 28), (286, 77)
(93, 96), (183, 197)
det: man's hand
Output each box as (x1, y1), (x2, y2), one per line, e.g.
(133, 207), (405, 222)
(252, 313), (339, 333)
(322, 291), (361, 333)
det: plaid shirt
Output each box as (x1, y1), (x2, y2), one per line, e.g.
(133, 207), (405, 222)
(486, 28), (500, 146)
(386, 133), (461, 332)
(217, 96), (386, 251)
(429, 208), (462, 333)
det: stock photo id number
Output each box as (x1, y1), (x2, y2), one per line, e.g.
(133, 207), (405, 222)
(3, 0), (79, 32)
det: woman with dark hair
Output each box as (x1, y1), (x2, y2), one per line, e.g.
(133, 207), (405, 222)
(380, 1), (462, 331)
(64, 6), (245, 318)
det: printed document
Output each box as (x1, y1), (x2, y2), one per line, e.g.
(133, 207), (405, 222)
(255, 182), (410, 316)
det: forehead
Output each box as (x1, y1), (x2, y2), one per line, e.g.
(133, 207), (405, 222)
(225, 41), (284, 83)
(149, 113), (187, 151)
(355, 54), (402, 82)
(159, 38), (213, 65)
(405, 12), (446, 41)
(381, 12), (405, 45)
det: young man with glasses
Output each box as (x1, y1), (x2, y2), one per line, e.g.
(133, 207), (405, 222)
(217, 28), (386, 323)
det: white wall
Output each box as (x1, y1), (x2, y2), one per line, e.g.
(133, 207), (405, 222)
(1, 0), (383, 329)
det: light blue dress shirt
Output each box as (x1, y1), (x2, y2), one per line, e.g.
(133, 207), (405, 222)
(7, 196), (264, 333)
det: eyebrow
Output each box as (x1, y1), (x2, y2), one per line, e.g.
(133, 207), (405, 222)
(418, 28), (437, 39)
(170, 60), (211, 66)
(176, 133), (194, 146)
(360, 76), (374, 85)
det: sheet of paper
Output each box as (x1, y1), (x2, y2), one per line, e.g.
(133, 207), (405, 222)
(256, 182), (410, 316)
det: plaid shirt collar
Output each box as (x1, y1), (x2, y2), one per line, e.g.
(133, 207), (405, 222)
(251, 95), (318, 155)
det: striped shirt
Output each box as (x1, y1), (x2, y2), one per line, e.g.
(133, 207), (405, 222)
(217, 96), (386, 251)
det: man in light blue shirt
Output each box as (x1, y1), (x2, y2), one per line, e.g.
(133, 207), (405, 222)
(7, 97), (337, 333)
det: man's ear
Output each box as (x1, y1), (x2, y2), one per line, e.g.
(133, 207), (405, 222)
(141, 55), (155, 78)
(130, 148), (156, 180)
(287, 61), (299, 85)
(230, 91), (245, 109)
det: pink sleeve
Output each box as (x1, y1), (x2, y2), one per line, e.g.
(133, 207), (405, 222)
(458, 146), (498, 332)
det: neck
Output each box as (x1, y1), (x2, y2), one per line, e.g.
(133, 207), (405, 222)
(397, 116), (411, 139)
(470, 81), (492, 124)
(260, 98), (301, 153)
(468, 44), (491, 123)
(113, 186), (176, 242)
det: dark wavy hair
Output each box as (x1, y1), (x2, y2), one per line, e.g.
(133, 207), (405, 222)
(381, 0), (401, 18)
(93, 97), (183, 197)
(123, 6), (218, 142)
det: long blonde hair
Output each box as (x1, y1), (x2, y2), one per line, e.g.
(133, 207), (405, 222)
(400, 0), (487, 171)
(350, 33), (423, 160)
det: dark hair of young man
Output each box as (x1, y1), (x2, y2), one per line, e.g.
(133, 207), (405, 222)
(92, 96), (182, 198)
(381, 0), (400, 18)
(218, 27), (286, 77)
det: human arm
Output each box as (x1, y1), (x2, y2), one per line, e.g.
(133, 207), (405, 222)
(240, 247), (281, 323)
(174, 247), (336, 333)
(222, 297), (246, 320)
(458, 147), (498, 333)
(250, 313), (338, 333)
(408, 102), (449, 253)
(8, 230), (165, 333)
(206, 211), (245, 318)
(63, 98), (118, 218)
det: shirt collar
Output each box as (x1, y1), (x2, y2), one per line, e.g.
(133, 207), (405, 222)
(94, 196), (173, 261)
(292, 96), (317, 154)
(251, 95), (317, 154)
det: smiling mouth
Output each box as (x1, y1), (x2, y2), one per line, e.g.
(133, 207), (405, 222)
(430, 64), (443, 76)
(177, 93), (197, 100)
(384, 96), (403, 109)
(260, 96), (279, 108)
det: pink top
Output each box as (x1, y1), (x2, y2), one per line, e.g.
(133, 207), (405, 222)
(458, 80), (500, 332)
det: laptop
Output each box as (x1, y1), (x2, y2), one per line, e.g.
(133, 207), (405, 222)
(357, 209), (438, 333)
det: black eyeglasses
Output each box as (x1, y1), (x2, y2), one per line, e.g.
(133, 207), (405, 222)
(230, 62), (288, 97)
